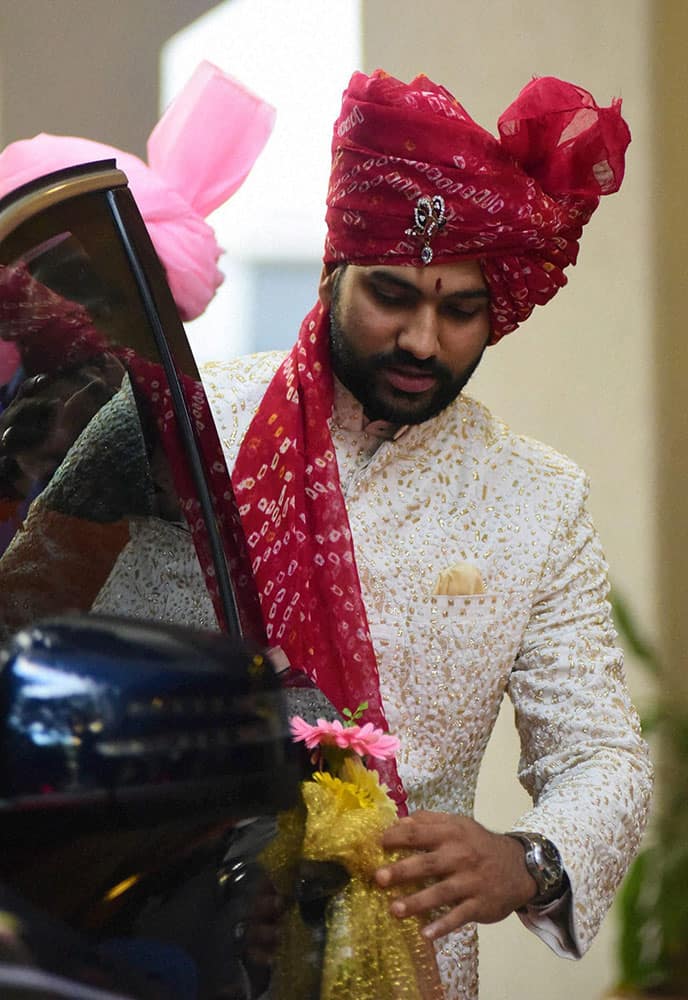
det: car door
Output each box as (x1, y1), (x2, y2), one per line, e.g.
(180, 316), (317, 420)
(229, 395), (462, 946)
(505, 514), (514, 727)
(0, 162), (338, 999)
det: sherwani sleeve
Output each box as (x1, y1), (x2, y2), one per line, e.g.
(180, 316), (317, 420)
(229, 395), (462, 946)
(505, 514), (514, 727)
(505, 469), (653, 957)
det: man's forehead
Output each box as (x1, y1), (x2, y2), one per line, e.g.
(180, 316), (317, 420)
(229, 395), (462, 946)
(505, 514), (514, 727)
(354, 261), (488, 296)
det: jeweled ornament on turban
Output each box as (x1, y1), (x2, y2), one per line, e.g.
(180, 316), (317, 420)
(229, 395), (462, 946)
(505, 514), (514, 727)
(325, 70), (631, 342)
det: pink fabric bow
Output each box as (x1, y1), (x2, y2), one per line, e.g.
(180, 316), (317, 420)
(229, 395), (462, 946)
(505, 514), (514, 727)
(0, 61), (275, 320)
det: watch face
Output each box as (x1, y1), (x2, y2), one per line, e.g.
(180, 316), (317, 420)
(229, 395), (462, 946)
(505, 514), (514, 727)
(535, 839), (562, 889)
(514, 832), (563, 895)
(543, 839), (561, 865)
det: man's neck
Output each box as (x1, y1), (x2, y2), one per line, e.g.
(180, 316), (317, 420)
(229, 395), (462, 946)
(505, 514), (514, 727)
(332, 377), (409, 441)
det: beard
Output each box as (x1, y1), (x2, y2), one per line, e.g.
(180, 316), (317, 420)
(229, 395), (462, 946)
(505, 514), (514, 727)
(328, 292), (486, 427)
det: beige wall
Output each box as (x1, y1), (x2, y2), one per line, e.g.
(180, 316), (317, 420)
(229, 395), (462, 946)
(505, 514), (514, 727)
(362, 0), (657, 658)
(362, 1), (658, 998)
(654, 1), (688, 706)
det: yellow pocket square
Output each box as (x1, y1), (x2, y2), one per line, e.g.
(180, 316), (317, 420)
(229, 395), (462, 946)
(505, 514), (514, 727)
(434, 562), (485, 596)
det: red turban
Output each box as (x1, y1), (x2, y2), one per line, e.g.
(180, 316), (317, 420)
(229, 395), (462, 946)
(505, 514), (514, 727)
(325, 71), (630, 341)
(0, 263), (109, 376)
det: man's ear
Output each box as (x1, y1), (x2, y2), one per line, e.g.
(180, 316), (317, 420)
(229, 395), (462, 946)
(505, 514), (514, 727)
(318, 264), (337, 308)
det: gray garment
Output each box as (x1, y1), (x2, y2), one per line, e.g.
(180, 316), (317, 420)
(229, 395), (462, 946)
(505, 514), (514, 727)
(44, 375), (155, 523)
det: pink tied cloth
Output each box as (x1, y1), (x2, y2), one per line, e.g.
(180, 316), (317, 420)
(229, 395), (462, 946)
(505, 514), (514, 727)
(0, 62), (275, 639)
(0, 60), (276, 321)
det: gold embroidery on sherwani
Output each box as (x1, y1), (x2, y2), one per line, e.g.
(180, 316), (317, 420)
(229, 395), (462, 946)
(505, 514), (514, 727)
(201, 353), (652, 1000)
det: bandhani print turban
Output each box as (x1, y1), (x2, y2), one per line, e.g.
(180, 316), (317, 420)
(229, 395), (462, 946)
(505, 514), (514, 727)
(325, 70), (631, 342)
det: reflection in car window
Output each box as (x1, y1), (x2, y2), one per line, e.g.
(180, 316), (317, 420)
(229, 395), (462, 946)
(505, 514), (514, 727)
(0, 188), (218, 640)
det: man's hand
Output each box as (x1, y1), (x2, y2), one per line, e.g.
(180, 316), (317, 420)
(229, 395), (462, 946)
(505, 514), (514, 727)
(375, 811), (537, 941)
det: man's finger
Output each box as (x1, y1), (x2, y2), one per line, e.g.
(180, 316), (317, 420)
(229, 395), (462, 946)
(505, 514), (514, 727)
(375, 848), (447, 888)
(381, 817), (452, 852)
(421, 899), (478, 941)
(388, 877), (464, 919)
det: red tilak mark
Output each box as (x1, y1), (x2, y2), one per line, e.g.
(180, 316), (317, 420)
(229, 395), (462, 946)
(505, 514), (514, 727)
(435, 278), (443, 292)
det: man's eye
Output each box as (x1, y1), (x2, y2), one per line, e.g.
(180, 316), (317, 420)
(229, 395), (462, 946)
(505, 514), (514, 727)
(370, 286), (407, 306)
(445, 304), (483, 322)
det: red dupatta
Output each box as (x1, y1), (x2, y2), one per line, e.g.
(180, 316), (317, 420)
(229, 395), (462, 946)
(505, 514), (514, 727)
(232, 300), (407, 812)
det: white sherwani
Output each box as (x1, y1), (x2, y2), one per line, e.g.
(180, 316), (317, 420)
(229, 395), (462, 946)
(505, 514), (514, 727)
(91, 351), (651, 998)
(199, 351), (652, 1000)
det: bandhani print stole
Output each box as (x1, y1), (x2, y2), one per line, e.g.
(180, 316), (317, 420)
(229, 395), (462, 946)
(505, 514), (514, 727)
(232, 300), (407, 812)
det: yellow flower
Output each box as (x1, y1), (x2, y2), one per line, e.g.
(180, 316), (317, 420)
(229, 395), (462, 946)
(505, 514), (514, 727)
(313, 770), (368, 811)
(312, 758), (396, 822)
(344, 757), (397, 820)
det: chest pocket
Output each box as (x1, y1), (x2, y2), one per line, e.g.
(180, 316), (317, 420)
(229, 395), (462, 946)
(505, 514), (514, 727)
(368, 591), (517, 733)
(367, 590), (522, 805)
(370, 591), (504, 646)
(407, 592), (502, 624)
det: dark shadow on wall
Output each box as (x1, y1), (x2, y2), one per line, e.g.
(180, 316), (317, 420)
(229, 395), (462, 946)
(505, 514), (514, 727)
(0, 0), (216, 155)
(653, 1), (688, 708)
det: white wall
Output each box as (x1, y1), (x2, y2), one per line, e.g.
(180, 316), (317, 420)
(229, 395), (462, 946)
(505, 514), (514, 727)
(161, 0), (362, 362)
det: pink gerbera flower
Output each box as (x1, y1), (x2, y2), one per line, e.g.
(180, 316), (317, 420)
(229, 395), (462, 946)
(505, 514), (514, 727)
(346, 722), (400, 760)
(289, 716), (400, 760)
(289, 717), (354, 750)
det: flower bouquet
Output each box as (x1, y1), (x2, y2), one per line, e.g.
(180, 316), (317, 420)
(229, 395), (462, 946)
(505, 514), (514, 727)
(262, 705), (443, 999)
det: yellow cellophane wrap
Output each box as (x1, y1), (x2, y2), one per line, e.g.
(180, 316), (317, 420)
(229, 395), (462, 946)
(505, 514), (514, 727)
(259, 806), (324, 1000)
(262, 758), (444, 999)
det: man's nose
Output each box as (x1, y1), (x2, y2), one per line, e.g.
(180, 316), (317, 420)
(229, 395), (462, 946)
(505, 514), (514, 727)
(396, 305), (440, 360)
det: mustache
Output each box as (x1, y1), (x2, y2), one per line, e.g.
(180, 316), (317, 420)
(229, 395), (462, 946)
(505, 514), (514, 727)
(369, 349), (452, 380)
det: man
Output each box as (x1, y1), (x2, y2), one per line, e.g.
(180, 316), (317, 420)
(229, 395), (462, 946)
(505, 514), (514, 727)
(204, 69), (652, 998)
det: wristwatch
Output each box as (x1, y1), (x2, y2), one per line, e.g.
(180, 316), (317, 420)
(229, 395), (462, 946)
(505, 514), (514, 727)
(506, 831), (567, 906)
